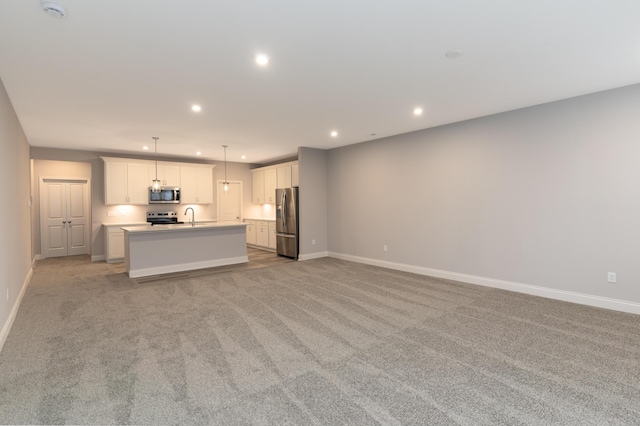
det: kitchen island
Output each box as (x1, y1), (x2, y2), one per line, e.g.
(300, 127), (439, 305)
(122, 222), (248, 278)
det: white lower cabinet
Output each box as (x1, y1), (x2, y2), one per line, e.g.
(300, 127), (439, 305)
(256, 221), (269, 247)
(268, 222), (277, 249)
(105, 226), (125, 263)
(245, 219), (276, 250)
(245, 220), (256, 245)
(104, 223), (146, 263)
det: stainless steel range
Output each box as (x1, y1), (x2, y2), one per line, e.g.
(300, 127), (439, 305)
(146, 211), (184, 226)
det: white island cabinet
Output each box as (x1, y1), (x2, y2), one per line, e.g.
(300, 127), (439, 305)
(122, 222), (248, 278)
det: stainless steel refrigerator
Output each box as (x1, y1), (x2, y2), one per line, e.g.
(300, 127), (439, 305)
(276, 187), (298, 259)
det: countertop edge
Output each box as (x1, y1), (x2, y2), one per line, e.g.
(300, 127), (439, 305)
(122, 222), (247, 233)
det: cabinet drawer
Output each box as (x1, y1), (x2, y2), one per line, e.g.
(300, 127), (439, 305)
(256, 220), (270, 227)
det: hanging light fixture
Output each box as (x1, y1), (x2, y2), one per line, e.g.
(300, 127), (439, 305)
(222, 145), (230, 193)
(151, 137), (161, 192)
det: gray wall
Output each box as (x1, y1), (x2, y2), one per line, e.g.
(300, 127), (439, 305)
(298, 147), (328, 259)
(0, 77), (32, 349)
(30, 148), (256, 259)
(327, 84), (640, 309)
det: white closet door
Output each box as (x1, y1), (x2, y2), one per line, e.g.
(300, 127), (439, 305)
(67, 181), (89, 256)
(40, 179), (90, 258)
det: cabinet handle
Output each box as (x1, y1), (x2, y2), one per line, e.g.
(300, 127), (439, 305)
(68, 221), (72, 224)
(62, 221), (67, 224)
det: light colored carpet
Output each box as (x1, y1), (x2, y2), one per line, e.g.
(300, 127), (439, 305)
(1, 255), (639, 425)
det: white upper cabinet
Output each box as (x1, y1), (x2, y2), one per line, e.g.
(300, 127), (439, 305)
(252, 170), (265, 204)
(264, 168), (277, 204)
(277, 166), (292, 189)
(180, 166), (213, 204)
(251, 160), (298, 204)
(291, 164), (299, 187)
(104, 159), (149, 205)
(104, 161), (127, 205)
(127, 163), (150, 204)
(149, 163), (181, 187)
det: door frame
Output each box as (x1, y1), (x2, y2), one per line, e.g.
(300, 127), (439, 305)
(216, 180), (243, 222)
(39, 177), (91, 258)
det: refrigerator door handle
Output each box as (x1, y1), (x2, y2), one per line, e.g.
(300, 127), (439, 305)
(281, 191), (287, 231)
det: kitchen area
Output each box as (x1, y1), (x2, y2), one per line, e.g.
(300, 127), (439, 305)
(31, 149), (300, 279)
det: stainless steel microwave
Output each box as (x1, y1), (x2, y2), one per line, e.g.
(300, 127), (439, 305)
(149, 187), (181, 204)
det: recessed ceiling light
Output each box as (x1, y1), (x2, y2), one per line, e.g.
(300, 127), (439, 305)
(414, 107), (423, 116)
(191, 105), (201, 112)
(445, 49), (462, 59)
(196, 151), (202, 156)
(143, 146), (149, 150)
(256, 54), (269, 66)
(41, 1), (67, 18)
(241, 155), (246, 159)
(330, 131), (338, 137)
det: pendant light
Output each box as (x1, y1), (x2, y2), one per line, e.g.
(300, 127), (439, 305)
(222, 145), (230, 193)
(151, 137), (161, 192)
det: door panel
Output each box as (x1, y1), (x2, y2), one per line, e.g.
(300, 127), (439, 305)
(68, 183), (85, 218)
(47, 183), (64, 219)
(68, 224), (87, 253)
(218, 181), (242, 222)
(48, 226), (66, 250)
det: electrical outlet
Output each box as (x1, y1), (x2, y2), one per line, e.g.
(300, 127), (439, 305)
(607, 272), (617, 283)
(312, 239), (316, 245)
(6, 289), (8, 301)
(383, 245), (388, 252)
(107, 211), (117, 217)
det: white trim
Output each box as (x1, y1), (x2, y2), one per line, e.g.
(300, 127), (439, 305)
(0, 268), (32, 353)
(299, 251), (329, 261)
(91, 255), (106, 262)
(328, 252), (640, 315)
(128, 256), (249, 279)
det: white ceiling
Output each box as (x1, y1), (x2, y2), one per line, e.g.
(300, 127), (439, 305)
(1, 0), (639, 164)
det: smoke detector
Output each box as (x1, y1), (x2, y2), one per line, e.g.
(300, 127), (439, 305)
(41, 1), (67, 18)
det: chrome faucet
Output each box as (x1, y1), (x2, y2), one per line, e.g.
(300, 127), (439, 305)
(184, 207), (195, 227)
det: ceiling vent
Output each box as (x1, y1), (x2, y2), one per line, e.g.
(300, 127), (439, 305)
(40, 1), (67, 18)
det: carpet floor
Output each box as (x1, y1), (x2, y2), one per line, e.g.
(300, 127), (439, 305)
(0, 255), (639, 425)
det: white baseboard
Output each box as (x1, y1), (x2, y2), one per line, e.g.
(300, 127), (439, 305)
(298, 251), (329, 261)
(0, 268), (32, 353)
(328, 252), (640, 315)
(128, 256), (249, 279)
